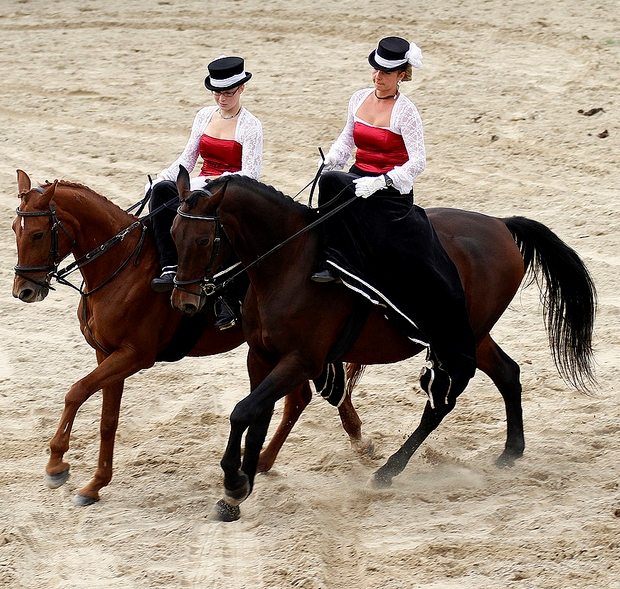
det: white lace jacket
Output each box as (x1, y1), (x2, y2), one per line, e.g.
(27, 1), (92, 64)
(325, 88), (426, 194)
(156, 105), (263, 189)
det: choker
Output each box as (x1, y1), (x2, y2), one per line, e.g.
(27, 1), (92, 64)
(219, 106), (242, 119)
(374, 90), (398, 100)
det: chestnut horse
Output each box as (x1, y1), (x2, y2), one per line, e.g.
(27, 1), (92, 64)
(170, 168), (596, 521)
(11, 170), (369, 506)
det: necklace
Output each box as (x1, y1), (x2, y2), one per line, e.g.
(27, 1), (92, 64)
(374, 90), (398, 100)
(219, 106), (242, 119)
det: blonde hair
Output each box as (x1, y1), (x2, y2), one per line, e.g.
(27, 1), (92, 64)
(399, 64), (413, 82)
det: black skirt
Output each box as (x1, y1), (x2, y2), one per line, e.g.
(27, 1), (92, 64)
(317, 170), (477, 380)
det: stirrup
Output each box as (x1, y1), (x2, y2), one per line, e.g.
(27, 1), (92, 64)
(214, 314), (237, 330)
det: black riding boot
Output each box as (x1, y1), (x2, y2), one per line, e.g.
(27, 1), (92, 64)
(311, 265), (340, 283)
(213, 291), (240, 330)
(149, 180), (180, 292)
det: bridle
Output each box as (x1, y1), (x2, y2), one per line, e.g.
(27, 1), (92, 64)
(13, 183), (189, 297)
(172, 197), (226, 298)
(14, 185), (149, 355)
(14, 191), (77, 290)
(172, 179), (359, 303)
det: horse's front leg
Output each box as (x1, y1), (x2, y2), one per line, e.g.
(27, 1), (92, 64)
(212, 351), (311, 521)
(72, 380), (124, 506)
(46, 347), (148, 504)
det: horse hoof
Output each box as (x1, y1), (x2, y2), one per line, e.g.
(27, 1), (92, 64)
(370, 472), (393, 489)
(208, 499), (241, 522)
(45, 468), (70, 489)
(495, 452), (520, 468)
(353, 437), (375, 458)
(73, 493), (99, 507)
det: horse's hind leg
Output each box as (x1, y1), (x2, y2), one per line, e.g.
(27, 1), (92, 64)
(257, 382), (312, 472)
(257, 377), (373, 473)
(477, 335), (524, 466)
(339, 363), (374, 456)
(371, 393), (459, 488)
(337, 391), (374, 456)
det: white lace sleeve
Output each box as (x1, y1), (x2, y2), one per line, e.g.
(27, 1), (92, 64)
(233, 108), (263, 180)
(157, 106), (216, 182)
(386, 96), (426, 194)
(324, 89), (372, 168)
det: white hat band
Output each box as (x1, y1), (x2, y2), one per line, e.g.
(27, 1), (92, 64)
(374, 54), (408, 70)
(210, 71), (247, 88)
(374, 42), (423, 69)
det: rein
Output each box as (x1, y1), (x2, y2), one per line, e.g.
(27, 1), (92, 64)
(15, 190), (178, 295)
(15, 187), (178, 355)
(174, 179), (357, 298)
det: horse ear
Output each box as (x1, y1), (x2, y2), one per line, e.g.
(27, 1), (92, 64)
(39, 180), (58, 208)
(176, 165), (191, 200)
(16, 169), (31, 195)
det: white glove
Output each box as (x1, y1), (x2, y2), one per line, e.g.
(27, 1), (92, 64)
(353, 175), (387, 198)
(318, 152), (341, 173)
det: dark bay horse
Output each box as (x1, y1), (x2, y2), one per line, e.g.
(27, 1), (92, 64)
(170, 168), (596, 521)
(11, 170), (370, 506)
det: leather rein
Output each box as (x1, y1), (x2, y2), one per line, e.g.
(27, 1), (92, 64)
(173, 178), (357, 301)
(15, 191), (149, 297)
(14, 187), (172, 355)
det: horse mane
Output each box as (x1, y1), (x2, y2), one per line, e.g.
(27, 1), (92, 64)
(41, 179), (136, 219)
(186, 176), (312, 220)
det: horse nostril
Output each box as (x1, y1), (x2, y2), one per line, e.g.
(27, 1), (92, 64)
(182, 303), (198, 316)
(18, 288), (35, 301)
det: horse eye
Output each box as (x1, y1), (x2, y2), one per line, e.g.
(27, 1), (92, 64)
(198, 237), (210, 246)
(31, 232), (45, 242)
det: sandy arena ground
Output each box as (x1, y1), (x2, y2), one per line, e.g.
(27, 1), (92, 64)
(1, 1), (619, 587)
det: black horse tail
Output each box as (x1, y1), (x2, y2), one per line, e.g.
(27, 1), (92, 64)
(503, 216), (597, 392)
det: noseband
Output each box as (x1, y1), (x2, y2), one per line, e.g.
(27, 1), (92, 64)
(14, 195), (77, 289)
(173, 205), (224, 298)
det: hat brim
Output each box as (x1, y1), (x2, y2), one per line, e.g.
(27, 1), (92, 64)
(204, 72), (252, 92)
(368, 51), (403, 73)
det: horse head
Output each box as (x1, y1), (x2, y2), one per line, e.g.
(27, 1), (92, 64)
(170, 166), (231, 316)
(12, 170), (65, 302)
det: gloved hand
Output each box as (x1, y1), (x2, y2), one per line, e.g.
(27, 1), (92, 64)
(353, 175), (387, 198)
(318, 152), (341, 173)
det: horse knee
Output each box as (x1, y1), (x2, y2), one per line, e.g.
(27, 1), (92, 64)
(230, 398), (253, 427)
(64, 382), (90, 408)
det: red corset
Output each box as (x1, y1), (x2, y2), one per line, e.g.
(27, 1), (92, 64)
(199, 135), (242, 176)
(353, 121), (408, 174)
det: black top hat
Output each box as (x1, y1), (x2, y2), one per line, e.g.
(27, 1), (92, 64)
(368, 36), (422, 72)
(204, 56), (252, 92)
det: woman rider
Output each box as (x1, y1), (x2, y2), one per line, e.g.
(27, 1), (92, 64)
(312, 36), (477, 405)
(148, 55), (262, 330)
